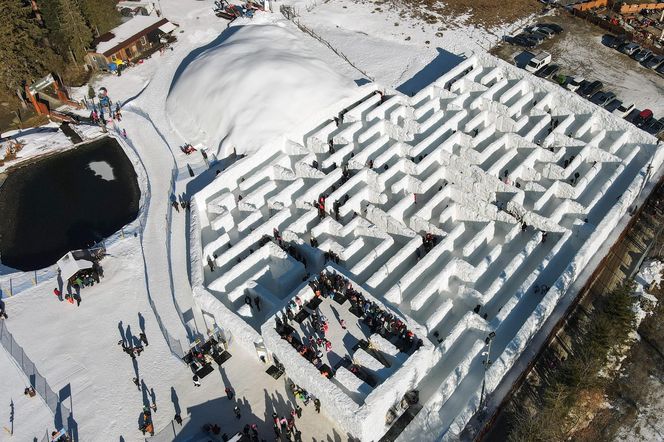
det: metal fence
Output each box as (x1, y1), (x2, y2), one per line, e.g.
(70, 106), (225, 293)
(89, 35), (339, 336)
(0, 226), (134, 299)
(0, 320), (73, 437)
(145, 414), (192, 441)
(280, 5), (374, 81)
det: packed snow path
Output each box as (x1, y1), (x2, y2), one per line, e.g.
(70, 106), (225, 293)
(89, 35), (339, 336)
(192, 53), (664, 440)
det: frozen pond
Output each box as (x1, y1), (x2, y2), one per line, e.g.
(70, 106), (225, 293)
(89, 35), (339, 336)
(0, 136), (140, 271)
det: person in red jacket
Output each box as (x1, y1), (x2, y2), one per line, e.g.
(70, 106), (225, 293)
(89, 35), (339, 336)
(53, 288), (62, 301)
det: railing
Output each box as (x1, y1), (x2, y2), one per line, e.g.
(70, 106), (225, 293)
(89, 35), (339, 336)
(145, 414), (192, 441)
(0, 228), (133, 299)
(280, 5), (374, 81)
(0, 320), (73, 438)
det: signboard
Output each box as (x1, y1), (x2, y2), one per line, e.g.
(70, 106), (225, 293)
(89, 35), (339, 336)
(29, 74), (55, 94)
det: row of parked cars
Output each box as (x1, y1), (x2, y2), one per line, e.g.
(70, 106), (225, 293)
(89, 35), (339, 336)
(520, 51), (664, 137)
(507, 23), (564, 48)
(603, 34), (664, 76)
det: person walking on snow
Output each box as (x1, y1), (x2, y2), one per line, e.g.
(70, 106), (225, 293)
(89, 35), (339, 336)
(192, 375), (201, 387)
(122, 128), (127, 138)
(53, 288), (62, 301)
(133, 377), (140, 390)
(340, 319), (347, 329)
(314, 398), (321, 413)
(174, 413), (183, 425)
(225, 387), (234, 400)
(139, 332), (148, 346)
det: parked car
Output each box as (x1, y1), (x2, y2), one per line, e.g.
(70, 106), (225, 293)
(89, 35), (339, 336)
(606, 34), (627, 49)
(525, 52), (552, 73)
(634, 109), (654, 128)
(619, 42), (640, 55)
(525, 25), (556, 38)
(612, 102), (635, 118)
(511, 34), (537, 48)
(644, 55), (664, 70)
(565, 76), (585, 92)
(644, 118), (664, 136)
(656, 63), (664, 76)
(538, 23), (563, 34)
(536, 64), (560, 78)
(590, 91), (616, 107)
(604, 99), (622, 113)
(579, 80), (603, 98)
(524, 32), (546, 45)
(632, 49), (653, 63)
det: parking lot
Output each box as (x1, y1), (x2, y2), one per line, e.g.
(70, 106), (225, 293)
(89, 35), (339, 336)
(492, 11), (664, 127)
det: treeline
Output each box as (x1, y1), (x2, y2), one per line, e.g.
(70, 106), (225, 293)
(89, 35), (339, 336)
(0, 0), (120, 99)
(506, 280), (637, 442)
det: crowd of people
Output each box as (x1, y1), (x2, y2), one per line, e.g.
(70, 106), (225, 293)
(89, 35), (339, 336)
(310, 270), (421, 353)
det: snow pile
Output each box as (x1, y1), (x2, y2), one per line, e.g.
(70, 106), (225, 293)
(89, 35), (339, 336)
(632, 259), (662, 322)
(0, 123), (73, 172)
(166, 14), (356, 158)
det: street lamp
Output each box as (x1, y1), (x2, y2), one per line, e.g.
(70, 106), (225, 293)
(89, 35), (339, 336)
(479, 331), (496, 410)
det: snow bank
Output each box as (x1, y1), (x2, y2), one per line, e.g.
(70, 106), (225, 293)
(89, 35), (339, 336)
(0, 123), (72, 172)
(166, 14), (356, 158)
(632, 259), (662, 323)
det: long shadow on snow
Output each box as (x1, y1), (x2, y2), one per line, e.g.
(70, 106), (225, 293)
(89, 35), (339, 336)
(396, 48), (465, 96)
(168, 26), (243, 96)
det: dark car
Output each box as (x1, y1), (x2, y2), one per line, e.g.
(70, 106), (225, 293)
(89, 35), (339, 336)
(536, 64), (560, 78)
(524, 32), (546, 45)
(579, 80), (603, 98)
(602, 34), (627, 49)
(603, 99), (622, 113)
(538, 23), (563, 34)
(590, 91), (616, 107)
(644, 119), (664, 137)
(511, 34), (537, 48)
(632, 49), (653, 63)
(644, 55), (664, 70)
(657, 63), (664, 76)
(634, 109), (654, 128)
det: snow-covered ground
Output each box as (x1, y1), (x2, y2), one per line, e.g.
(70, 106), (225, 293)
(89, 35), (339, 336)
(0, 123), (73, 173)
(1, 0), (662, 441)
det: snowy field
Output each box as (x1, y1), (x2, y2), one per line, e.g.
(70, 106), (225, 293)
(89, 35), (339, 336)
(0, 0), (662, 441)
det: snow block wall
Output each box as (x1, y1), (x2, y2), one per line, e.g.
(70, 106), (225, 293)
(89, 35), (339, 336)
(261, 268), (435, 441)
(189, 49), (664, 441)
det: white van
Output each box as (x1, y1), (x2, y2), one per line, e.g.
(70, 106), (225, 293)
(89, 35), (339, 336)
(525, 52), (552, 73)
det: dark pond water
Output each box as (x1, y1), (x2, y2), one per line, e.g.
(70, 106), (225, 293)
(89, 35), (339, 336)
(0, 136), (140, 271)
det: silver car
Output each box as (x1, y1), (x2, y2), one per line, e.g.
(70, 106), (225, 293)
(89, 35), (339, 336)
(645, 55), (664, 70)
(619, 42), (640, 55)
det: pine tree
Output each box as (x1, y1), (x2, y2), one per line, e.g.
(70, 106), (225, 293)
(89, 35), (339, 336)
(54, 0), (92, 63)
(0, 0), (55, 93)
(602, 280), (636, 339)
(77, 0), (121, 36)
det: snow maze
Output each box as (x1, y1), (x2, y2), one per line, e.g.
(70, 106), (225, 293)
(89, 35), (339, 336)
(190, 53), (664, 441)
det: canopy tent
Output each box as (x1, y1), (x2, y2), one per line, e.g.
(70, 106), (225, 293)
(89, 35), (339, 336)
(57, 251), (94, 281)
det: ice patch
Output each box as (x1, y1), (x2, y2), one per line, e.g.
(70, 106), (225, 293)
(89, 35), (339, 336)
(88, 161), (115, 181)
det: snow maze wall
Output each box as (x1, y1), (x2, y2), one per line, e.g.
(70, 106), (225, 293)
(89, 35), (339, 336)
(189, 52), (664, 441)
